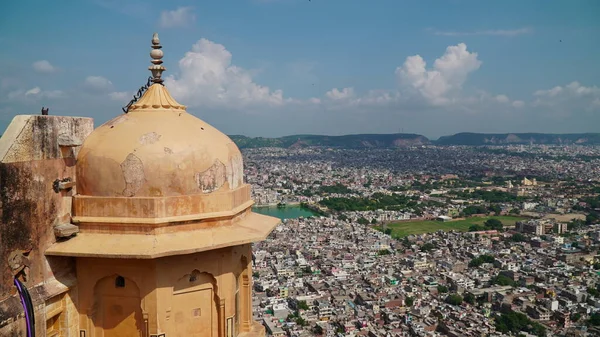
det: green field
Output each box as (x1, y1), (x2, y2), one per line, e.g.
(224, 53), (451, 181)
(379, 216), (526, 238)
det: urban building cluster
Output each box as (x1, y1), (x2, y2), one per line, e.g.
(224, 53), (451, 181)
(252, 216), (600, 337)
(245, 145), (600, 336)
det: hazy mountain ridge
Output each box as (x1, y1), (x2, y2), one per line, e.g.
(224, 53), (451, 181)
(229, 134), (430, 149)
(229, 132), (600, 148)
(436, 132), (600, 146)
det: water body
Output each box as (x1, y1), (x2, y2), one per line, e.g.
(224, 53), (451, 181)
(252, 205), (318, 220)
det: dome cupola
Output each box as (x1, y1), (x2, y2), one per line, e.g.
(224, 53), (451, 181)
(76, 33), (244, 198)
(46, 33), (279, 259)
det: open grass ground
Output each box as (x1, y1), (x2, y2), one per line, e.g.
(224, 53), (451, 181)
(381, 216), (527, 238)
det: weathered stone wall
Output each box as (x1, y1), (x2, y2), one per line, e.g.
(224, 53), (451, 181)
(0, 115), (93, 335)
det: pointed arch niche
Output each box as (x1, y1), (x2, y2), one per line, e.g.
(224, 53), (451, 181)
(91, 274), (144, 337)
(172, 270), (221, 337)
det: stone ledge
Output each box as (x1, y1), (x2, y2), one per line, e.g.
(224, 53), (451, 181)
(46, 211), (280, 259)
(73, 184), (252, 223)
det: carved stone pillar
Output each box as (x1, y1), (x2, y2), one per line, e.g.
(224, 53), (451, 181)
(220, 299), (225, 337)
(241, 274), (251, 332)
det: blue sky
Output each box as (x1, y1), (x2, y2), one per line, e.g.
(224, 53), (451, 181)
(0, 0), (599, 138)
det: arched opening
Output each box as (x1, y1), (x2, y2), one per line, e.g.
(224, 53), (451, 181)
(172, 270), (220, 337)
(115, 275), (125, 288)
(92, 275), (143, 337)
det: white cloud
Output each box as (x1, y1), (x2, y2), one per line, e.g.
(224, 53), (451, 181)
(533, 81), (600, 109)
(5, 36), (598, 138)
(32, 60), (57, 73)
(430, 27), (533, 37)
(165, 38), (285, 108)
(84, 76), (114, 91)
(25, 87), (41, 96)
(512, 100), (525, 108)
(164, 41), (509, 114)
(495, 95), (509, 103)
(535, 81), (600, 97)
(326, 87), (355, 100)
(395, 43), (482, 105)
(109, 91), (131, 101)
(159, 7), (195, 28)
(535, 86), (563, 97)
(7, 87), (65, 101)
(323, 88), (399, 109)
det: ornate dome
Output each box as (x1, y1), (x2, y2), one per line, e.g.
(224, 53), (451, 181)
(46, 33), (280, 260)
(76, 34), (243, 198)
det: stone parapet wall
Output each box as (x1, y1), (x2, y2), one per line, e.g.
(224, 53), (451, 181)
(0, 115), (93, 335)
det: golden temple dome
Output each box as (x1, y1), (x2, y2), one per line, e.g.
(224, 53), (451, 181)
(76, 33), (244, 198)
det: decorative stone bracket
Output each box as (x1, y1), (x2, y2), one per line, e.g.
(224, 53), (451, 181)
(53, 177), (75, 193)
(54, 223), (79, 238)
(8, 249), (31, 282)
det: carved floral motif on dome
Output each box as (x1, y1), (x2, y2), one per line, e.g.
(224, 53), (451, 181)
(194, 159), (227, 193)
(121, 153), (145, 197)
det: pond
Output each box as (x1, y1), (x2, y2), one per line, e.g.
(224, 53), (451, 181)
(252, 205), (318, 220)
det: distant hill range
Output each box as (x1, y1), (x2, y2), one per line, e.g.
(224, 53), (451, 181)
(435, 132), (600, 146)
(229, 134), (430, 149)
(229, 132), (600, 148)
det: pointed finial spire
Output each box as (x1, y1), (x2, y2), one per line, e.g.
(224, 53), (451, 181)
(149, 33), (165, 84)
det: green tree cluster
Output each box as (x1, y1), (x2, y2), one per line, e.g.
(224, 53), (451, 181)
(297, 300), (309, 310)
(461, 205), (489, 216)
(495, 311), (546, 336)
(453, 189), (524, 203)
(491, 274), (516, 287)
(509, 208), (521, 215)
(445, 294), (463, 305)
(469, 219), (504, 232)
(319, 193), (418, 211)
(510, 233), (527, 242)
(567, 219), (585, 231)
(589, 312), (600, 326)
(420, 243), (436, 252)
(319, 183), (353, 194)
(468, 254), (495, 268)
(464, 292), (475, 304)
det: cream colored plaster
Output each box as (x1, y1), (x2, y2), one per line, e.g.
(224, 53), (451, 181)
(77, 84), (244, 198)
(46, 212), (279, 258)
(76, 244), (254, 337)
